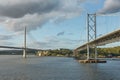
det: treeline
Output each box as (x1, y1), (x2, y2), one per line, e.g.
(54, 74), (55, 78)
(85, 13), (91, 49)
(49, 49), (73, 56)
(41, 49), (73, 57)
(97, 46), (120, 57)
(78, 46), (120, 58)
(1, 46), (120, 58)
(0, 49), (73, 57)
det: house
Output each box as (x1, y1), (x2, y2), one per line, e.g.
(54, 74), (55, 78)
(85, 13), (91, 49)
(36, 50), (49, 56)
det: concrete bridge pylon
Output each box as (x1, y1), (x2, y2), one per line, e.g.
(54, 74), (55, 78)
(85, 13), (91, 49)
(23, 26), (27, 58)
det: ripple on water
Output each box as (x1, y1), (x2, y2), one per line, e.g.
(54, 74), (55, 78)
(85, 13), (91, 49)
(0, 56), (120, 80)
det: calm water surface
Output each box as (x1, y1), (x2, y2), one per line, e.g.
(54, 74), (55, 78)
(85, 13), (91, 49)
(0, 55), (120, 80)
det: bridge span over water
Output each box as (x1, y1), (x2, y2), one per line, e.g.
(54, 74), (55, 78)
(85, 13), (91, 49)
(75, 29), (120, 51)
(0, 27), (41, 58)
(74, 13), (120, 61)
(0, 46), (41, 51)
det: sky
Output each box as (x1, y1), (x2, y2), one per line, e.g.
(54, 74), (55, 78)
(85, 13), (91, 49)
(0, 0), (120, 50)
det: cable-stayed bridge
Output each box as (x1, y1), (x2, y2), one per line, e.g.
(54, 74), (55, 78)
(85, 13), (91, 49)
(0, 27), (41, 58)
(0, 46), (41, 51)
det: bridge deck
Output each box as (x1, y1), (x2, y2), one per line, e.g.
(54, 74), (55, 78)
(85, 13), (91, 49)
(75, 29), (120, 51)
(0, 46), (41, 51)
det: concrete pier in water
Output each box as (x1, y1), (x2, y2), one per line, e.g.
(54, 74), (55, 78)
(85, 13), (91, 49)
(78, 59), (106, 63)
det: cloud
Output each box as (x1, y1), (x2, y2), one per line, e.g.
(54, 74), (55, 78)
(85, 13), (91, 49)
(67, 33), (74, 35)
(98, 0), (120, 14)
(57, 31), (65, 36)
(0, 0), (59, 18)
(0, 0), (85, 32)
(0, 34), (16, 46)
(0, 34), (13, 40)
(56, 32), (74, 36)
(28, 36), (81, 49)
(0, 41), (14, 46)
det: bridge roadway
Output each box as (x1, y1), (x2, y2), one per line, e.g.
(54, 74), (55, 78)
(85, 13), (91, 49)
(0, 46), (40, 51)
(75, 29), (120, 51)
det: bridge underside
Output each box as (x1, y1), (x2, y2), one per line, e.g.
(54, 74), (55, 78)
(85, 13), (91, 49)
(75, 29), (120, 51)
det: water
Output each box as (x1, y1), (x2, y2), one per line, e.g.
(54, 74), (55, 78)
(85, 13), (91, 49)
(0, 55), (120, 80)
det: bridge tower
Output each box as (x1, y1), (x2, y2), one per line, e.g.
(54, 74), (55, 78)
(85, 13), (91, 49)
(23, 26), (27, 58)
(87, 13), (97, 60)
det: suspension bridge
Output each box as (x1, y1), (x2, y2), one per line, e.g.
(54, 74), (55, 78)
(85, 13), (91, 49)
(75, 29), (120, 51)
(74, 13), (120, 63)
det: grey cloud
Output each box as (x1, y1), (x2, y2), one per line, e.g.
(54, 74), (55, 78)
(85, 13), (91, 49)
(0, 34), (17, 46)
(98, 0), (120, 14)
(0, 0), (84, 32)
(57, 32), (74, 36)
(29, 41), (57, 49)
(68, 33), (74, 35)
(0, 35), (13, 40)
(57, 31), (65, 36)
(0, 0), (59, 18)
(29, 36), (81, 49)
(0, 40), (14, 46)
(3, 14), (50, 32)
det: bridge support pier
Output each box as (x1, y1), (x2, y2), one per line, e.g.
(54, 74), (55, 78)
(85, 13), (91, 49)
(23, 49), (27, 58)
(78, 59), (106, 63)
(87, 13), (97, 60)
(95, 46), (97, 60)
(87, 44), (90, 60)
(78, 13), (106, 63)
